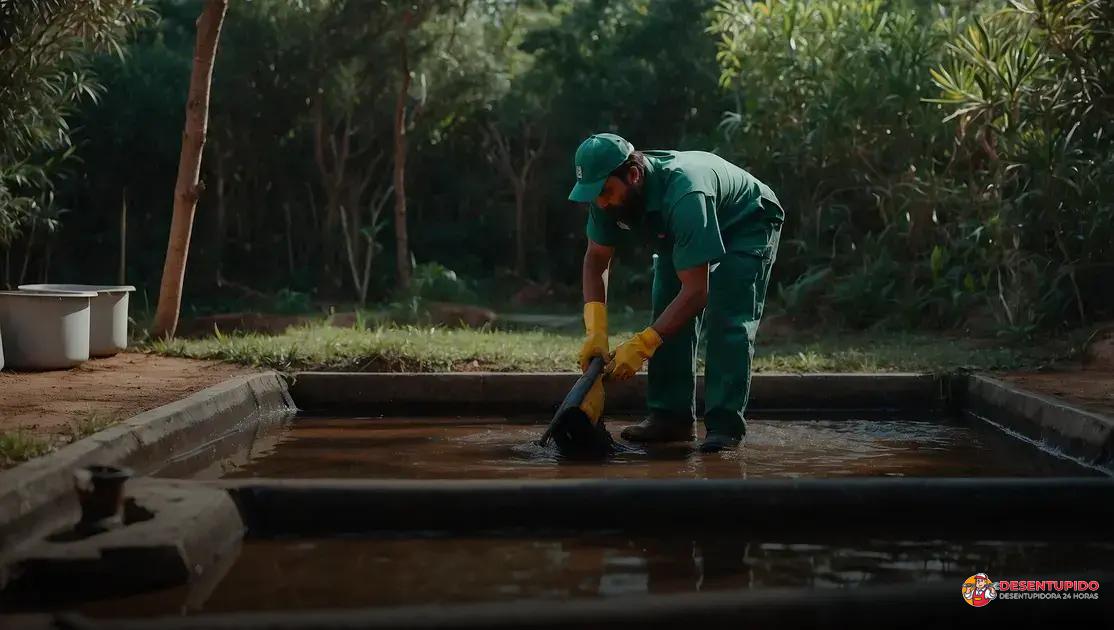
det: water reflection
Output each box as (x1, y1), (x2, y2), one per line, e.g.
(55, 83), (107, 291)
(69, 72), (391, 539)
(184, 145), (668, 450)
(199, 415), (1095, 480)
(65, 535), (1114, 617)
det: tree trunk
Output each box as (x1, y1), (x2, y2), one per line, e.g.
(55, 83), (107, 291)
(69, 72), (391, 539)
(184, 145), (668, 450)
(513, 181), (526, 277)
(18, 218), (36, 286)
(312, 98), (355, 296)
(41, 239), (51, 283)
(532, 195), (548, 280)
(213, 148), (226, 284)
(392, 12), (413, 291)
(338, 206), (363, 304)
(282, 201), (295, 279)
(118, 189), (127, 285)
(151, 0), (228, 339)
(484, 122), (546, 279)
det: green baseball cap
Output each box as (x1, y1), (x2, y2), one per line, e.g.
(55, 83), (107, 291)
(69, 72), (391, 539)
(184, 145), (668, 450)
(567, 133), (634, 203)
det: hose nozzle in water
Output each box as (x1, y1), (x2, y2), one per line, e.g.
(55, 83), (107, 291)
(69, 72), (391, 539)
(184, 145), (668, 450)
(539, 356), (618, 459)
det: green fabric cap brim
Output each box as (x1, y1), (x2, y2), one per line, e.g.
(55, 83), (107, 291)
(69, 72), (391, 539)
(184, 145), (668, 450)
(568, 177), (606, 203)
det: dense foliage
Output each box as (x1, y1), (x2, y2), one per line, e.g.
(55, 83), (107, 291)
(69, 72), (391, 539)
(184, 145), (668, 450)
(1, 0), (1111, 331)
(711, 0), (1114, 332)
(0, 0), (149, 277)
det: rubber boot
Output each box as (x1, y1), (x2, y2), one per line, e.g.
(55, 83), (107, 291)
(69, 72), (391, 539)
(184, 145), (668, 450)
(699, 431), (743, 453)
(620, 410), (696, 443)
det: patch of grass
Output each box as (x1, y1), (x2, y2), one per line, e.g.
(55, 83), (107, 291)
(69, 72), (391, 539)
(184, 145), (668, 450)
(149, 323), (577, 373)
(65, 411), (122, 442)
(0, 412), (125, 470)
(751, 332), (1071, 373)
(146, 320), (1077, 374)
(0, 431), (55, 468)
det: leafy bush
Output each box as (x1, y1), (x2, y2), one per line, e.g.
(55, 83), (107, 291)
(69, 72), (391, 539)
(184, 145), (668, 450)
(930, 0), (1114, 328)
(382, 261), (481, 325)
(711, 0), (1114, 330)
(0, 0), (150, 247)
(270, 289), (313, 314)
(406, 262), (478, 304)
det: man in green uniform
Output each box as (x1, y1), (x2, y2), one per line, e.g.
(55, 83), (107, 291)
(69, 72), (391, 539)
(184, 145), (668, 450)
(569, 133), (783, 453)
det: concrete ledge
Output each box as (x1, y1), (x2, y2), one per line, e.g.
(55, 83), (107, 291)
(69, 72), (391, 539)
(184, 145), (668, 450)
(5, 480), (243, 599)
(219, 477), (1114, 539)
(0, 373), (294, 561)
(962, 374), (1114, 471)
(290, 372), (943, 415)
(154, 415), (290, 480)
(60, 578), (1113, 629)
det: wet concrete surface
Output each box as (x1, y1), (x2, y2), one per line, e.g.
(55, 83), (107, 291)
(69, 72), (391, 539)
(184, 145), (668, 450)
(67, 534), (1114, 616)
(193, 415), (1096, 480)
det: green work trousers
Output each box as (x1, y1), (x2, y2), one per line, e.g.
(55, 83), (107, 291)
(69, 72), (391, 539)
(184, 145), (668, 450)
(646, 228), (780, 437)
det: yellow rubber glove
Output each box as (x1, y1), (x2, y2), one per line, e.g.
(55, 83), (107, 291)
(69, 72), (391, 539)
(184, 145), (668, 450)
(605, 326), (663, 381)
(577, 374), (605, 425)
(578, 302), (609, 372)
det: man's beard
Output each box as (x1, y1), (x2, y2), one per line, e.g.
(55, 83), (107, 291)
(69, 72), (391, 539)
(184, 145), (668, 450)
(611, 186), (646, 226)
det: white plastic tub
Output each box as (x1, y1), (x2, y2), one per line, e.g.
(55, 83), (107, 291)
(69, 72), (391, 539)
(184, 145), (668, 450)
(19, 284), (136, 357)
(0, 290), (96, 370)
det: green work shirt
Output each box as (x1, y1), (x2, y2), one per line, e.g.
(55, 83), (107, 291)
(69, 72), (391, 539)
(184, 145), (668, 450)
(586, 150), (784, 270)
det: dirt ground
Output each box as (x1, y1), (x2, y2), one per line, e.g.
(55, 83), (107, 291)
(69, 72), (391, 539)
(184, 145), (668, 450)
(998, 369), (1114, 417)
(0, 353), (254, 437)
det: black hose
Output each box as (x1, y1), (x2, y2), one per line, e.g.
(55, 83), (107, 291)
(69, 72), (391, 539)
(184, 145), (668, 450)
(538, 356), (614, 457)
(539, 355), (604, 446)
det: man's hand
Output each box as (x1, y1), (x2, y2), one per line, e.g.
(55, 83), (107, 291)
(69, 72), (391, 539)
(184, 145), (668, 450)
(605, 326), (663, 381)
(578, 302), (609, 372)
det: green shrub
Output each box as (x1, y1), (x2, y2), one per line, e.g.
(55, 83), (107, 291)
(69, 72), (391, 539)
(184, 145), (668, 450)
(711, 0), (1114, 331)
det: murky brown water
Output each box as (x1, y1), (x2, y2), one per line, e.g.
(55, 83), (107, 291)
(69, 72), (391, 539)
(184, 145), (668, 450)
(16, 415), (1101, 618)
(189, 415), (1094, 480)
(67, 534), (1114, 616)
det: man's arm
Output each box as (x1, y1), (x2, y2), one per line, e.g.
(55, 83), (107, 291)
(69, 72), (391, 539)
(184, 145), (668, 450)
(651, 263), (708, 337)
(649, 191), (719, 336)
(583, 239), (614, 304)
(604, 261), (707, 380)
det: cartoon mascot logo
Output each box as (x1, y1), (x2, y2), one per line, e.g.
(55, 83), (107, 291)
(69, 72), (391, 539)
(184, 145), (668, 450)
(962, 573), (998, 607)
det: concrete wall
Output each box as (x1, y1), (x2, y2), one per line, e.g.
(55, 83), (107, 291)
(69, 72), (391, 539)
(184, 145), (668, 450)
(0, 373), (294, 562)
(220, 477), (1114, 539)
(960, 374), (1114, 472)
(290, 372), (945, 415)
